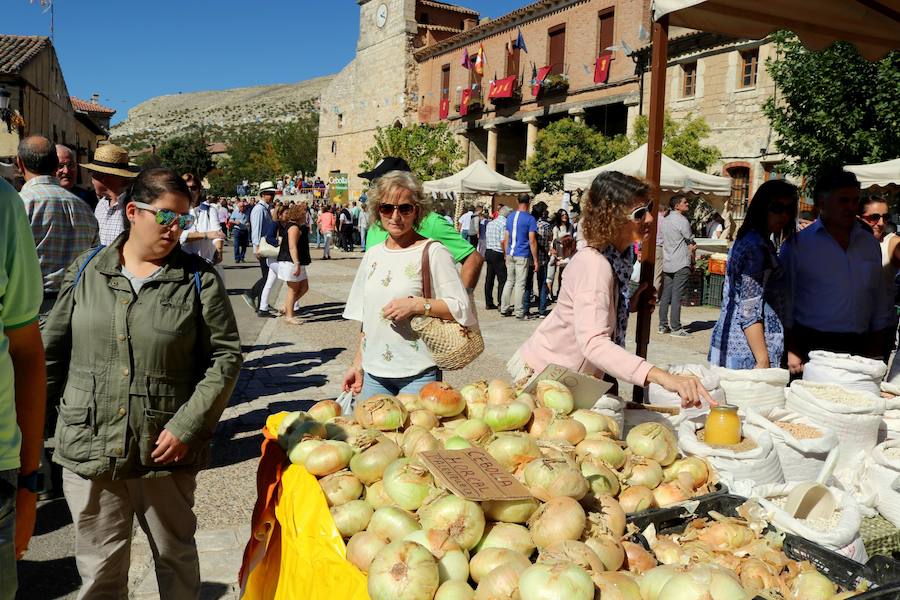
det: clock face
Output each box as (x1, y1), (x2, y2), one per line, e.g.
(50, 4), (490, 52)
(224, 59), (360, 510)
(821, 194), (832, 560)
(376, 3), (388, 28)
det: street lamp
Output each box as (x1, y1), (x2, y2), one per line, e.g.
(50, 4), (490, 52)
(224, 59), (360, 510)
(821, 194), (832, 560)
(0, 86), (13, 133)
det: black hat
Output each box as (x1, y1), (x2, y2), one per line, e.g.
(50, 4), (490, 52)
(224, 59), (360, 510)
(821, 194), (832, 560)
(358, 157), (411, 181)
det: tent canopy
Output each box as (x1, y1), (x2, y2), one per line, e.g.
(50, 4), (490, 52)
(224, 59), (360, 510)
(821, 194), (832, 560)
(423, 160), (531, 195)
(654, 0), (900, 61)
(845, 157), (900, 189)
(563, 143), (732, 196)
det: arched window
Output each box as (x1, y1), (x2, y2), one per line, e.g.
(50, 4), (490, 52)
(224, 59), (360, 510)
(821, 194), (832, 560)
(724, 163), (751, 218)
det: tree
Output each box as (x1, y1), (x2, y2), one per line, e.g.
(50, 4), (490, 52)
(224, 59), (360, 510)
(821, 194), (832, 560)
(515, 119), (628, 193)
(155, 130), (214, 179)
(359, 123), (463, 181)
(629, 113), (721, 172)
(764, 31), (900, 182)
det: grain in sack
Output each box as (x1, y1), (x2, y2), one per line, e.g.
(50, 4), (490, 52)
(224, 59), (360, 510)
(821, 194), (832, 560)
(802, 350), (886, 395)
(785, 380), (885, 475)
(677, 420), (784, 487)
(648, 363), (724, 420)
(745, 408), (839, 484)
(867, 440), (900, 528)
(877, 382), (900, 443)
(715, 366), (788, 417)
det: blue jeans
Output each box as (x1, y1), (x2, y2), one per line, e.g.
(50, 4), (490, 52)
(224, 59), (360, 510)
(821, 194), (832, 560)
(523, 262), (549, 315)
(0, 470), (16, 600)
(233, 228), (248, 262)
(359, 367), (439, 402)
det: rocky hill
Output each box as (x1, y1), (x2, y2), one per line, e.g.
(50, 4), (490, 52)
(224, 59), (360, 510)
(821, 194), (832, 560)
(111, 75), (334, 149)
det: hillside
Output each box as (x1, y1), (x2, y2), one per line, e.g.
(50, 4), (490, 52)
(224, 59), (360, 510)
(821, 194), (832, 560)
(111, 75), (334, 149)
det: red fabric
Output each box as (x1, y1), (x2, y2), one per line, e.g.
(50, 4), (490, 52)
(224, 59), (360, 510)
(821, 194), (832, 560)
(439, 97), (450, 120)
(489, 75), (517, 99)
(594, 52), (613, 84)
(459, 88), (472, 116)
(533, 66), (552, 96)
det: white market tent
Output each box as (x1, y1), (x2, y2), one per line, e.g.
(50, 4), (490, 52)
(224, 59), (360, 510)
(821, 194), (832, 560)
(845, 157), (900, 189)
(563, 143), (732, 196)
(423, 160), (531, 195)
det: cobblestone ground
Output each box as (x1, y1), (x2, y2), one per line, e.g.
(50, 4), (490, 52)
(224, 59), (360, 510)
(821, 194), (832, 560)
(19, 243), (719, 599)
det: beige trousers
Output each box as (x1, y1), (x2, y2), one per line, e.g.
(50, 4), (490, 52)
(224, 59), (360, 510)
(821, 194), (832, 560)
(63, 469), (200, 600)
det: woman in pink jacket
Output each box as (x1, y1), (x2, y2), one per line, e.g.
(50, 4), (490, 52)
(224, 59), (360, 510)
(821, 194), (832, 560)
(512, 171), (711, 408)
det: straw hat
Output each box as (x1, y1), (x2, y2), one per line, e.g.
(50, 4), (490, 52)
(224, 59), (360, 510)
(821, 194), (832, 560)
(81, 144), (139, 178)
(258, 181), (277, 194)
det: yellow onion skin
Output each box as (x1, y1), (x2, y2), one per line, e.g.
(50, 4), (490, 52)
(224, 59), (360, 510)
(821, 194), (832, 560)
(571, 409), (618, 437)
(397, 393), (422, 412)
(419, 382), (466, 418)
(518, 562), (595, 600)
(350, 438), (402, 485)
(462, 382), (489, 420)
(580, 459), (620, 499)
(535, 380), (575, 414)
(623, 458), (664, 490)
(575, 434), (627, 469)
(474, 564), (526, 600)
(528, 496), (586, 549)
(346, 530), (388, 573)
(538, 540), (605, 577)
(354, 395), (408, 431)
(639, 565), (680, 600)
(481, 497), (540, 524)
(473, 522), (535, 556)
(325, 417), (365, 443)
(319, 470), (363, 506)
(618, 486), (656, 514)
(524, 458), (589, 502)
(382, 458), (434, 511)
(331, 499), (374, 538)
(408, 410), (440, 430)
(401, 426), (440, 458)
(469, 547), (531, 583)
(583, 534), (625, 572)
(593, 571), (642, 600)
(435, 580), (475, 600)
(484, 401), (533, 432)
(622, 541), (657, 575)
(403, 529), (470, 584)
(663, 457), (710, 490)
(368, 506), (421, 542)
(528, 407), (555, 437)
(487, 379), (515, 406)
(516, 392), (536, 410)
(367, 540), (440, 600)
(453, 419), (493, 445)
(418, 495), (486, 551)
(486, 433), (542, 472)
(364, 480), (394, 509)
(652, 480), (691, 508)
(304, 440), (354, 477)
(288, 438), (323, 466)
(541, 414), (587, 445)
(308, 399), (342, 423)
(625, 422), (677, 466)
(792, 570), (836, 599)
(585, 495), (626, 539)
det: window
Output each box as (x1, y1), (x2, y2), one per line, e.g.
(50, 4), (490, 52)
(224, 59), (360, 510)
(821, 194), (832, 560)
(331, 140), (336, 154)
(506, 45), (521, 78)
(420, 12), (429, 24)
(548, 24), (566, 76)
(441, 64), (451, 102)
(682, 62), (697, 97)
(598, 9), (615, 55)
(763, 162), (786, 181)
(727, 165), (751, 216)
(738, 49), (758, 88)
(337, 113), (343, 128)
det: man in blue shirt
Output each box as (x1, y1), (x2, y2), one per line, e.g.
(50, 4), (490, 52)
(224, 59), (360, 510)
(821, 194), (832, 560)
(243, 182), (276, 316)
(500, 194), (539, 319)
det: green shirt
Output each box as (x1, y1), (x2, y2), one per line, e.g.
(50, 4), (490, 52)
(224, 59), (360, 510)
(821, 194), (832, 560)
(366, 212), (475, 263)
(0, 179), (44, 471)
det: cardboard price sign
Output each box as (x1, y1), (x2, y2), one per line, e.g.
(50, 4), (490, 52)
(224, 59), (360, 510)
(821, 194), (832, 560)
(523, 363), (613, 410)
(419, 448), (532, 501)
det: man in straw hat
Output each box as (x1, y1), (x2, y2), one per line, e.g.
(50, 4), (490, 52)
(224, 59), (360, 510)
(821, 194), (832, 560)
(243, 181), (278, 316)
(81, 144), (139, 245)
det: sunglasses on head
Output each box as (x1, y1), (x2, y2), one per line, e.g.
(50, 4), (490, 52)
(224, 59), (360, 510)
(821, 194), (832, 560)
(133, 201), (195, 230)
(379, 203), (416, 217)
(862, 213), (891, 224)
(628, 201), (654, 221)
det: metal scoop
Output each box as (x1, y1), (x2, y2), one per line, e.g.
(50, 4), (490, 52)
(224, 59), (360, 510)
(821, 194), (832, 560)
(783, 447), (840, 520)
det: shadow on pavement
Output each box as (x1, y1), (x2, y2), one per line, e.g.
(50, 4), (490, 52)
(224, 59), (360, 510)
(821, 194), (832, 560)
(686, 320), (717, 333)
(33, 498), (72, 536)
(241, 348), (342, 371)
(200, 582), (233, 600)
(17, 556), (79, 599)
(240, 341), (290, 354)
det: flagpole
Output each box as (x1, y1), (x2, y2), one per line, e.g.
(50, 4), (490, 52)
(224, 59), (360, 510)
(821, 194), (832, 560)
(50, 1), (54, 42)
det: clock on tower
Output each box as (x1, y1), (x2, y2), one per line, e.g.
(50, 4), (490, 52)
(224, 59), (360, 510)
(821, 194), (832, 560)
(375, 3), (388, 28)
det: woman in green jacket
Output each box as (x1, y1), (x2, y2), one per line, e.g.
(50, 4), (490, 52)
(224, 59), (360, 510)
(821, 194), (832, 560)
(42, 168), (242, 600)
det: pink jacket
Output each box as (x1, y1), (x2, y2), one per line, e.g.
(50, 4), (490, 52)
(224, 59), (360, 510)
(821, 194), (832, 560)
(519, 247), (653, 387)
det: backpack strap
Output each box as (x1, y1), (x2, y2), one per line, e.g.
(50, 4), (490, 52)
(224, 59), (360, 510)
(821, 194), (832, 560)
(194, 270), (202, 295)
(73, 245), (105, 289)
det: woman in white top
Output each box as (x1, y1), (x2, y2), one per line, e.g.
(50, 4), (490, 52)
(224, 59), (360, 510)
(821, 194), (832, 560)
(342, 171), (476, 399)
(859, 193), (899, 362)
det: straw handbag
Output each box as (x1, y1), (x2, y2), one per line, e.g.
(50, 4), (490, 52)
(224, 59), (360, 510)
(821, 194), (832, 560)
(410, 241), (484, 370)
(258, 236), (279, 258)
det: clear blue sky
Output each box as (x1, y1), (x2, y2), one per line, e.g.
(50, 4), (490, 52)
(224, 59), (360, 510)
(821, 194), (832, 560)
(6, 0), (527, 124)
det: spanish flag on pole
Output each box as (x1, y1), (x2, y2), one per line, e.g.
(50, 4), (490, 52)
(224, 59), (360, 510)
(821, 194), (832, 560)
(474, 44), (486, 76)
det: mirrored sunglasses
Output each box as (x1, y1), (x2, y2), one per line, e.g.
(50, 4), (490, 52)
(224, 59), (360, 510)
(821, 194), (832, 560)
(133, 201), (195, 229)
(629, 201), (654, 221)
(379, 203), (416, 217)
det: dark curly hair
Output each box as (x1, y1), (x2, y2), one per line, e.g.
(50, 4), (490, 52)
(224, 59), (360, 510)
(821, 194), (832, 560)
(581, 171), (651, 248)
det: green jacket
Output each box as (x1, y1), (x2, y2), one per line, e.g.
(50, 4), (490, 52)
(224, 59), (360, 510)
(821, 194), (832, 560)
(43, 235), (243, 479)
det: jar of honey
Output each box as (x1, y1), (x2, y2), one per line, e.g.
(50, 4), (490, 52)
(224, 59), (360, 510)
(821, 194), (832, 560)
(704, 405), (741, 445)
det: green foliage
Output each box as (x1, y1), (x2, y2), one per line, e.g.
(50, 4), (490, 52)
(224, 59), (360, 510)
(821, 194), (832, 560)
(763, 31), (900, 182)
(359, 123), (463, 182)
(155, 130), (215, 179)
(630, 113), (721, 172)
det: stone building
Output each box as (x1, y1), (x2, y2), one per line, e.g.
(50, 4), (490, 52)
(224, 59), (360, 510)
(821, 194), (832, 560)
(317, 0), (480, 199)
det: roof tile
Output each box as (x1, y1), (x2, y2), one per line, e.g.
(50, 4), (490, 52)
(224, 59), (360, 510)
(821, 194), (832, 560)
(0, 34), (50, 75)
(70, 96), (116, 115)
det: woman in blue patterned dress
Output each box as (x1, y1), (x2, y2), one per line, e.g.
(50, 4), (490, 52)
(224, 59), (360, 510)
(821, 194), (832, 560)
(709, 180), (799, 369)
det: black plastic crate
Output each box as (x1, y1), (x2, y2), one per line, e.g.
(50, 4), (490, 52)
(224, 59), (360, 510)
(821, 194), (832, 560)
(625, 482), (728, 521)
(704, 273), (725, 307)
(684, 269), (705, 307)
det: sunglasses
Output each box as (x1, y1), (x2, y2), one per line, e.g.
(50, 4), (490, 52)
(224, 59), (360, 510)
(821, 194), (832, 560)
(768, 202), (796, 216)
(133, 201), (195, 230)
(862, 213), (891, 224)
(628, 201), (654, 221)
(379, 203), (416, 217)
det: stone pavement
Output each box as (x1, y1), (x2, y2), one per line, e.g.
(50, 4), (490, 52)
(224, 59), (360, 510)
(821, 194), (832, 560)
(19, 243), (720, 599)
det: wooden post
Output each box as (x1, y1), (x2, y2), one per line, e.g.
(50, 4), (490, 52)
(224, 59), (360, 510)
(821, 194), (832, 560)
(633, 15), (669, 403)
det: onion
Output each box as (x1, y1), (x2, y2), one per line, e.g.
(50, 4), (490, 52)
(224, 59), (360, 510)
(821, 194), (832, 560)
(699, 522), (755, 551)
(528, 497), (586, 549)
(518, 562), (594, 600)
(481, 497), (540, 523)
(623, 457), (663, 489)
(288, 438), (323, 466)
(585, 495), (626, 539)
(639, 565), (680, 600)
(516, 392), (536, 410)
(367, 540), (439, 600)
(657, 566), (750, 600)
(308, 399), (342, 423)
(541, 414), (587, 445)
(663, 457), (710, 490)
(368, 506), (421, 542)
(621, 541), (657, 575)
(537, 440), (578, 463)
(484, 401), (532, 432)
(462, 382), (489, 420)
(432, 427), (455, 443)
(354, 395), (407, 431)
(350, 437), (402, 484)
(583, 534), (625, 571)
(470, 547), (531, 583)
(473, 522), (534, 556)
(536, 380), (575, 414)
(571, 409), (619, 437)
(575, 434), (626, 469)
(580, 458), (620, 499)
(539, 540), (605, 577)
(528, 407), (555, 437)
(444, 436), (472, 449)
(487, 379), (515, 405)
(331, 499), (373, 537)
(625, 423), (677, 466)
(326, 416), (365, 443)
(408, 409), (440, 430)
(304, 440), (354, 476)
(435, 580), (475, 600)
(593, 571), (642, 600)
(402, 426), (441, 458)
(418, 494), (485, 550)
(365, 480), (394, 509)
(442, 414), (469, 429)
(486, 433), (542, 472)
(652, 538), (684, 566)
(652, 480), (691, 508)
(319, 469), (363, 506)
(419, 382), (466, 417)
(383, 458), (435, 510)
(404, 529), (470, 583)
(524, 458), (588, 502)
(618, 486), (655, 513)
(454, 419), (493, 445)
(474, 564), (525, 600)
(397, 392), (422, 412)
(346, 530), (388, 573)
(792, 570), (837, 599)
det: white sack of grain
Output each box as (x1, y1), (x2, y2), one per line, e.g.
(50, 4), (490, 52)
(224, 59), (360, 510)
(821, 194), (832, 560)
(678, 420), (784, 487)
(803, 351), (886, 396)
(715, 367), (789, 416)
(754, 483), (867, 563)
(591, 394), (626, 437)
(746, 408), (839, 484)
(648, 364), (724, 419)
(877, 383), (900, 443)
(785, 381), (885, 475)
(867, 440), (900, 528)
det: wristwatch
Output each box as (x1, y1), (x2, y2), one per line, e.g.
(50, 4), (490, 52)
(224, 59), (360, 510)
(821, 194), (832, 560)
(423, 300), (432, 318)
(18, 471), (45, 494)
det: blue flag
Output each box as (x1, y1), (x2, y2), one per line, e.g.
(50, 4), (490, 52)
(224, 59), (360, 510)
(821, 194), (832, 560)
(513, 30), (528, 53)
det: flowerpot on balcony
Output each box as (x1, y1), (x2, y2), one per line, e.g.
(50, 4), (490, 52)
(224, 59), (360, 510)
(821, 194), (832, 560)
(540, 74), (570, 97)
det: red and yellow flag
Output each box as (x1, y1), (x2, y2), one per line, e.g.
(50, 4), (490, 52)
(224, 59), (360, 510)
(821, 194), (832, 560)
(474, 44), (486, 76)
(489, 75), (517, 99)
(594, 52), (613, 84)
